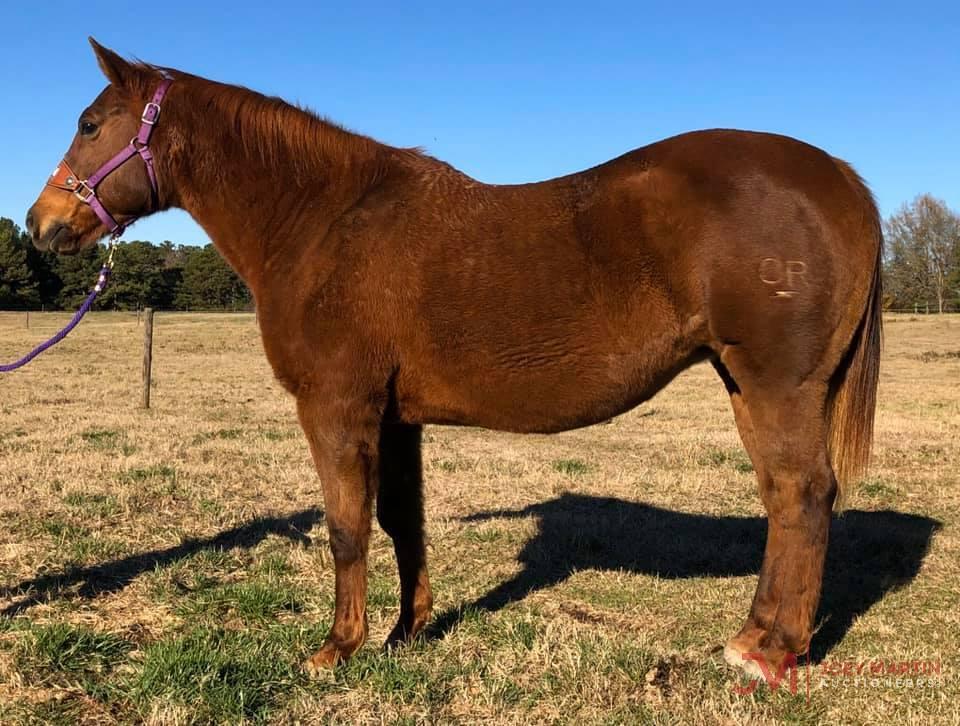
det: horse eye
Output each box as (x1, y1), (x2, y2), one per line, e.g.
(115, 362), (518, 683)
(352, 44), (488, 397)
(79, 121), (99, 136)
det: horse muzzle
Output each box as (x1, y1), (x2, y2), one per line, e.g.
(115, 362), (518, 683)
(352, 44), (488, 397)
(26, 206), (82, 254)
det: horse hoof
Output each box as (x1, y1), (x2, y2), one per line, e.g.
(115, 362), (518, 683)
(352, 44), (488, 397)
(383, 615), (429, 651)
(384, 624), (409, 651)
(723, 641), (766, 680)
(302, 643), (346, 676)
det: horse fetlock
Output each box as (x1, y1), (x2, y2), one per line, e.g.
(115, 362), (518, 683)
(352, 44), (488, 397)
(304, 624), (368, 675)
(385, 597), (433, 649)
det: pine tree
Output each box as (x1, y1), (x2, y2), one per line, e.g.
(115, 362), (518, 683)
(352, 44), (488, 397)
(17, 237), (62, 309)
(54, 245), (105, 309)
(0, 218), (40, 310)
(96, 241), (171, 310)
(176, 244), (251, 310)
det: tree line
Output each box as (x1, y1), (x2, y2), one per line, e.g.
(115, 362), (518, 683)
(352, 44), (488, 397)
(0, 217), (252, 311)
(3, 194), (960, 312)
(883, 195), (960, 313)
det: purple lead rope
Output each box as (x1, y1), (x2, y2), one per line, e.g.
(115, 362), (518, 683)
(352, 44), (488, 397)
(0, 263), (112, 373)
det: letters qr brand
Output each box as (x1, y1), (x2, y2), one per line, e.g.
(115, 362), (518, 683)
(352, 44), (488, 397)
(759, 257), (807, 298)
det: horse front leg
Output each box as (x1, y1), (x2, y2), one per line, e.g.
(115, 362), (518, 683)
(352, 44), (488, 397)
(297, 393), (381, 673)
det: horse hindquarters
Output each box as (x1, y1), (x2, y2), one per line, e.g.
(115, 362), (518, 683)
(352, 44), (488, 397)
(707, 176), (883, 675)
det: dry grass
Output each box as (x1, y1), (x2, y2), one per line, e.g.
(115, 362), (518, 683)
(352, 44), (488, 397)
(0, 311), (957, 724)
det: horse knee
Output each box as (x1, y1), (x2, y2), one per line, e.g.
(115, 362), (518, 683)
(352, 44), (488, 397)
(760, 464), (836, 522)
(328, 523), (366, 563)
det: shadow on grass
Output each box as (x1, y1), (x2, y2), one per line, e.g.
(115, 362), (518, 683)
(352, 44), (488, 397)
(0, 508), (323, 617)
(428, 493), (940, 662)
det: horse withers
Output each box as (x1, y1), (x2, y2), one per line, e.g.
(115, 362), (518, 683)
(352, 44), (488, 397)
(26, 39), (882, 679)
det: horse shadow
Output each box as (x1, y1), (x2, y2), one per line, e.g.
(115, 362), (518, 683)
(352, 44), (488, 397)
(0, 507), (323, 617)
(1, 495), (940, 663)
(428, 493), (941, 662)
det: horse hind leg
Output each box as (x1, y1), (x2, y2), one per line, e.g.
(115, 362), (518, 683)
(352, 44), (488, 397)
(377, 423), (434, 648)
(713, 358), (837, 677)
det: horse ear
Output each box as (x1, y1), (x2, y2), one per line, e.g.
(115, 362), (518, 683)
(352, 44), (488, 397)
(89, 37), (134, 88)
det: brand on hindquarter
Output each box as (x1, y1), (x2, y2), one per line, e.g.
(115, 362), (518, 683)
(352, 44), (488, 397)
(759, 257), (807, 298)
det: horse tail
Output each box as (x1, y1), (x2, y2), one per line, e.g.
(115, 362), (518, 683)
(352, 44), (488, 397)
(826, 161), (884, 504)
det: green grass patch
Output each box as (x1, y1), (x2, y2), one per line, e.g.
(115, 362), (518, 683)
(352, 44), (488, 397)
(254, 551), (295, 578)
(176, 580), (304, 622)
(79, 428), (137, 455)
(42, 516), (126, 563)
(608, 640), (658, 681)
(120, 465), (179, 504)
(130, 625), (325, 723)
(700, 447), (754, 473)
(121, 464), (177, 484)
(367, 573), (400, 610)
(68, 534), (127, 564)
(337, 649), (458, 707)
(15, 622), (131, 685)
(42, 517), (89, 541)
(507, 617), (540, 651)
(80, 428), (120, 449)
(198, 498), (223, 516)
(147, 548), (244, 601)
(456, 610), (543, 652)
(552, 458), (591, 476)
(463, 525), (504, 544)
(261, 428), (298, 442)
(860, 477), (898, 498)
(63, 492), (120, 518)
(566, 579), (646, 610)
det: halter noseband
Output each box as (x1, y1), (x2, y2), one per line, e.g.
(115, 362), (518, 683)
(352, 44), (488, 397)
(46, 78), (172, 240)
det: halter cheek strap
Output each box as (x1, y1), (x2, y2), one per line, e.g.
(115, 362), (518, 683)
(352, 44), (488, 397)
(46, 78), (172, 240)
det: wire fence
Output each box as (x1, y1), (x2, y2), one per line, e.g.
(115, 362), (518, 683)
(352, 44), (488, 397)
(0, 309), (255, 330)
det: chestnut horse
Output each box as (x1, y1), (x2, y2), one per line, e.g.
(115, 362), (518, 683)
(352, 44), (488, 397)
(27, 40), (882, 678)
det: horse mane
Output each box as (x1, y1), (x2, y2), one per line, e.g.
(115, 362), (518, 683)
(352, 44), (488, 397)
(130, 62), (426, 180)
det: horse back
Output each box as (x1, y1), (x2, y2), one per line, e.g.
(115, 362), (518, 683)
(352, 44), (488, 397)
(264, 129), (880, 433)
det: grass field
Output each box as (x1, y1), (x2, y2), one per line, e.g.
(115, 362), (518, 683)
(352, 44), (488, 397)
(0, 311), (957, 724)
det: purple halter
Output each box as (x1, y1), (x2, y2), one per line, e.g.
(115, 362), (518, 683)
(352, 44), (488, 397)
(0, 80), (173, 373)
(46, 78), (172, 239)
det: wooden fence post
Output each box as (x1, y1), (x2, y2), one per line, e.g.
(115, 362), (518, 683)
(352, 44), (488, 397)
(25, 311), (30, 329)
(142, 308), (154, 409)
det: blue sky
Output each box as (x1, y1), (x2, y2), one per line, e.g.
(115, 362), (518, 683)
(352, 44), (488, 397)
(2, 2), (957, 246)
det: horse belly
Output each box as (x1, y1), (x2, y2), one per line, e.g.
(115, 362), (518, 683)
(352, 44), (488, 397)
(396, 323), (704, 433)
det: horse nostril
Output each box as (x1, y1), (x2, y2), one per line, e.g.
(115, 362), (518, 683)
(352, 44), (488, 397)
(25, 209), (37, 237)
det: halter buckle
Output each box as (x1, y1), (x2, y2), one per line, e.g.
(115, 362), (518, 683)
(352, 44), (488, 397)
(141, 102), (161, 125)
(74, 181), (95, 203)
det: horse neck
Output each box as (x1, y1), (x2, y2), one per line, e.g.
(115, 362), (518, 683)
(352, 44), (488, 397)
(159, 80), (386, 296)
